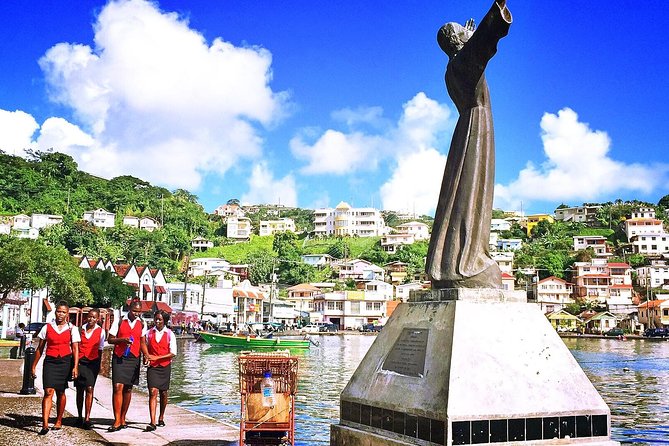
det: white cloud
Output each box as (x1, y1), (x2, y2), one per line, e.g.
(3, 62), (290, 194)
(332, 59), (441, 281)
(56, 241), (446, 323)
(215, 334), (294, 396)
(0, 110), (38, 156)
(32, 0), (287, 189)
(241, 162), (297, 207)
(494, 108), (669, 210)
(290, 92), (452, 176)
(380, 148), (447, 216)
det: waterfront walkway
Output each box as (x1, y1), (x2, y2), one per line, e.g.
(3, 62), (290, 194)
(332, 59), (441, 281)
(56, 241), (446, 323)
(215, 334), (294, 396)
(0, 358), (238, 445)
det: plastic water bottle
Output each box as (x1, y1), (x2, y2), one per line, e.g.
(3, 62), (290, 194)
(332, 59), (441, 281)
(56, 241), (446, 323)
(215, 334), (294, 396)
(261, 371), (276, 407)
(124, 336), (134, 357)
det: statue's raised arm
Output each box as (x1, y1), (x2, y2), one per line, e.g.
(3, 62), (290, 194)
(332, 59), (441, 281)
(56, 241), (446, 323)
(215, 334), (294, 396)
(426, 1), (512, 289)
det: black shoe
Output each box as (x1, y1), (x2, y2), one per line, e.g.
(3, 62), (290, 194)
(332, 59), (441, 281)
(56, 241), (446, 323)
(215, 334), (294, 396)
(107, 425), (122, 432)
(157, 420), (165, 427)
(145, 424), (156, 432)
(121, 423), (129, 429)
(38, 428), (49, 435)
(51, 426), (61, 431)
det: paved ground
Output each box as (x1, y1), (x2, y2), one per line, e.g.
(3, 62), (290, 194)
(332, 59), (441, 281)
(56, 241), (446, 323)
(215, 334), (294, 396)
(0, 357), (238, 445)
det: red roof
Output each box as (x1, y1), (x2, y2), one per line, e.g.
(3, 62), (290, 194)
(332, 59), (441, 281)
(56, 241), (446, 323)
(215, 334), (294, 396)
(610, 284), (633, 289)
(608, 263), (631, 268)
(88, 259), (97, 268)
(155, 285), (167, 294)
(538, 276), (568, 284)
(501, 273), (514, 279)
(638, 299), (667, 309)
(114, 264), (131, 277)
(233, 289), (265, 299)
(126, 299), (173, 313)
(136, 266), (146, 275)
(128, 282), (139, 289)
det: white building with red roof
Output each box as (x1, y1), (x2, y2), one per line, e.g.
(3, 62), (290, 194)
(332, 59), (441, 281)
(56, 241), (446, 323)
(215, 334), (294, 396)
(533, 276), (574, 313)
(572, 259), (634, 314)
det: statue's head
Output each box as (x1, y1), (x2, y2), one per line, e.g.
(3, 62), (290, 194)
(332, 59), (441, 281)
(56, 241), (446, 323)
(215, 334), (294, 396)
(437, 22), (473, 58)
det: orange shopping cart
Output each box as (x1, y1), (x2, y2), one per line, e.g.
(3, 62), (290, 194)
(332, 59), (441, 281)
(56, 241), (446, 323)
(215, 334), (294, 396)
(238, 350), (299, 446)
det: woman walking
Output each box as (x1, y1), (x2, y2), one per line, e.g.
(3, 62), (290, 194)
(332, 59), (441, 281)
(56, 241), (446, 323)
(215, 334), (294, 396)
(30, 301), (80, 435)
(75, 308), (105, 429)
(107, 301), (147, 432)
(142, 310), (176, 431)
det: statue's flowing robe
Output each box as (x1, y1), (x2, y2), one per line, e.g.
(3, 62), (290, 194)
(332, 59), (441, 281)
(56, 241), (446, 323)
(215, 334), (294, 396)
(426, 2), (512, 288)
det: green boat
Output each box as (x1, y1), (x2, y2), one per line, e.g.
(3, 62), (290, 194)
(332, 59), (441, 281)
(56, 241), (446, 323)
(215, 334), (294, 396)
(197, 332), (312, 349)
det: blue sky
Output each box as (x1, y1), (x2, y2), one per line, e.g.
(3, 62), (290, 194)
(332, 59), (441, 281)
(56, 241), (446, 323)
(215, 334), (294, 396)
(0, 0), (667, 216)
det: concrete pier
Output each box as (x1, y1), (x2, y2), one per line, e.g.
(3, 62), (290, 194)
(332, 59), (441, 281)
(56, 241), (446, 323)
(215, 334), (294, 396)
(34, 359), (239, 445)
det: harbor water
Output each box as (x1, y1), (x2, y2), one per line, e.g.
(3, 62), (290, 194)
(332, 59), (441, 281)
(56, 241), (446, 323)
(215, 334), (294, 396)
(160, 334), (669, 445)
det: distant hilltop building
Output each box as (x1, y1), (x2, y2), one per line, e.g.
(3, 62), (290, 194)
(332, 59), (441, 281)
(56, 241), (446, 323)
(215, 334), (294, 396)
(82, 208), (115, 228)
(553, 205), (601, 223)
(213, 203), (245, 220)
(259, 218), (296, 236)
(227, 216), (253, 240)
(313, 201), (388, 237)
(624, 207), (669, 255)
(122, 216), (161, 231)
(0, 213), (63, 240)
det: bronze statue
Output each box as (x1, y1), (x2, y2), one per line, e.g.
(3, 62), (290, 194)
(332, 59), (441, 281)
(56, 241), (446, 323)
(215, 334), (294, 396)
(426, 0), (512, 289)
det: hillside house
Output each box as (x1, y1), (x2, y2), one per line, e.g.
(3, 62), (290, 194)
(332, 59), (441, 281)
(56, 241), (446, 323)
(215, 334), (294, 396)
(339, 259), (385, 281)
(553, 205), (601, 223)
(313, 201), (388, 237)
(636, 260), (669, 289)
(227, 216), (253, 239)
(380, 233), (415, 254)
(395, 221), (430, 240)
(301, 254), (334, 268)
(83, 208), (115, 228)
(31, 214), (63, 229)
(259, 218), (296, 236)
(638, 299), (669, 329)
(573, 235), (610, 257)
(191, 236), (214, 251)
(533, 276), (574, 313)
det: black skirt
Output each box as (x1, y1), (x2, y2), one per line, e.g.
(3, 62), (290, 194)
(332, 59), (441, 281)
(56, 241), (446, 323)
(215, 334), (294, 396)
(75, 358), (101, 388)
(111, 355), (140, 386)
(147, 364), (171, 391)
(43, 355), (72, 391)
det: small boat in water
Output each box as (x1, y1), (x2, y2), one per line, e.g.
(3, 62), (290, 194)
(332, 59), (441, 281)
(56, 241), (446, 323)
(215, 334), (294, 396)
(197, 331), (313, 349)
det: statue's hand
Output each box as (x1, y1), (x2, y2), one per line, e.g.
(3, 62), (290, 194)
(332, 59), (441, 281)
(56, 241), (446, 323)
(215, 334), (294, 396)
(465, 18), (476, 32)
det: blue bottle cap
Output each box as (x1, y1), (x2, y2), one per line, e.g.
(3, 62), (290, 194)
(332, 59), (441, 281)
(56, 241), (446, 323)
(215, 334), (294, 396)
(263, 371), (272, 378)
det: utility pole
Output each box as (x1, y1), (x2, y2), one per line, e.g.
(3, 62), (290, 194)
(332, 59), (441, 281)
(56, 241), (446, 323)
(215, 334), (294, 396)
(268, 260), (277, 323)
(200, 270), (209, 320)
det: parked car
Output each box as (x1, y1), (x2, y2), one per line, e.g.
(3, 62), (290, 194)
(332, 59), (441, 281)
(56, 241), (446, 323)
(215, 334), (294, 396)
(603, 327), (624, 337)
(319, 323), (338, 333)
(300, 324), (321, 334)
(359, 323), (383, 333)
(643, 328), (668, 338)
(25, 322), (46, 336)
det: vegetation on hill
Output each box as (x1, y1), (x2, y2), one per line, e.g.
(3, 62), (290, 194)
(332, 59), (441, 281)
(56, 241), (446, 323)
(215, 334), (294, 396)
(2, 150), (669, 294)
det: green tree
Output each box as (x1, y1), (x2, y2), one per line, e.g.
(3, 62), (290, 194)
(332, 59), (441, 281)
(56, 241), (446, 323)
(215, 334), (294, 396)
(244, 249), (275, 285)
(83, 269), (134, 308)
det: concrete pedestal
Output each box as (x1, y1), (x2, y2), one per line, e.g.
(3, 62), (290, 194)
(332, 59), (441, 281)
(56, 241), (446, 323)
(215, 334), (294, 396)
(331, 289), (619, 446)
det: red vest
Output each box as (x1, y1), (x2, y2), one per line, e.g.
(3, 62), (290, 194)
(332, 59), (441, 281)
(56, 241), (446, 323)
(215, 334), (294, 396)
(147, 328), (172, 367)
(79, 325), (102, 360)
(45, 324), (73, 358)
(113, 319), (143, 358)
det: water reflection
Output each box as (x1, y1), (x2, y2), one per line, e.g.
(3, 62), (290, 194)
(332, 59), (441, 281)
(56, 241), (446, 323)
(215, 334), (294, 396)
(167, 336), (669, 445)
(564, 337), (669, 445)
